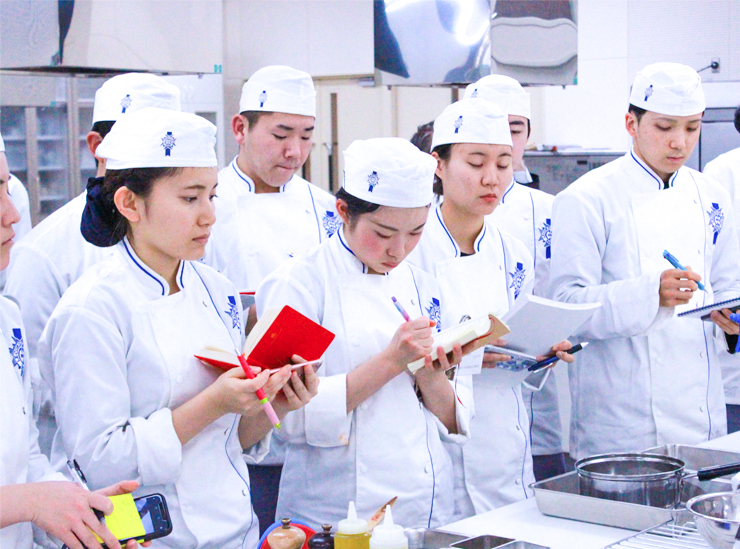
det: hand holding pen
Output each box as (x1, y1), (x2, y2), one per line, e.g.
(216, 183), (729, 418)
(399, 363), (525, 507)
(661, 250), (705, 307)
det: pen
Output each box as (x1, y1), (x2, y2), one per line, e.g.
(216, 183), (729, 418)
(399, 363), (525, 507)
(236, 353), (282, 429)
(66, 459), (90, 491)
(391, 296), (411, 322)
(528, 342), (589, 372)
(663, 250), (706, 291)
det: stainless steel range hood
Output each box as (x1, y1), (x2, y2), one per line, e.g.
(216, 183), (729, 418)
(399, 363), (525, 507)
(0, 0), (223, 76)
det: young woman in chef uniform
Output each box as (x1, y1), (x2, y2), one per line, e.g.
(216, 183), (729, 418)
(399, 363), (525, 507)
(256, 137), (471, 528)
(38, 108), (319, 549)
(0, 134), (144, 549)
(406, 99), (572, 520)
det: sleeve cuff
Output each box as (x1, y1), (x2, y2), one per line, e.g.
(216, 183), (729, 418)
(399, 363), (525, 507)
(243, 431), (272, 464)
(128, 408), (182, 486)
(438, 379), (472, 444)
(304, 374), (353, 447)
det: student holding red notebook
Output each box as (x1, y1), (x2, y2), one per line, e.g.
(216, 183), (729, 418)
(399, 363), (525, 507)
(256, 138), (471, 529)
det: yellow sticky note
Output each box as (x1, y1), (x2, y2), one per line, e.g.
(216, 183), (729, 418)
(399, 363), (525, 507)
(93, 494), (146, 543)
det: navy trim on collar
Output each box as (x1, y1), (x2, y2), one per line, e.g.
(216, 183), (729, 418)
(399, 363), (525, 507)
(122, 239), (165, 296)
(231, 159), (253, 192)
(629, 150), (678, 190)
(501, 178), (516, 204)
(435, 206), (460, 257)
(337, 228), (368, 274)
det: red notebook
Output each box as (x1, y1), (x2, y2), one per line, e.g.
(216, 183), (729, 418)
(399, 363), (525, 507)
(195, 305), (335, 371)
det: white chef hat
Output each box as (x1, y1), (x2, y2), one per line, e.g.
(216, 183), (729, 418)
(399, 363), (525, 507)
(343, 138), (436, 208)
(463, 75), (531, 119)
(431, 99), (513, 151)
(239, 65), (316, 118)
(629, 62), (705, 117)
(96, 107), (217, 170)
(92, 73), (181, 124)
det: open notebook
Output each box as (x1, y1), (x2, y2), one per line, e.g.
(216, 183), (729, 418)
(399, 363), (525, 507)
(407, 313), (510, 373)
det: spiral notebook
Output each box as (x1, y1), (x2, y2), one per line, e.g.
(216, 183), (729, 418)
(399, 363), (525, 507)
(678, 297), (740, 320)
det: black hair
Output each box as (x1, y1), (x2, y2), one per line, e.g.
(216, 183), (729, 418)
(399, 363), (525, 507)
(430, 144), (452, 196)
(91, 120), (115, 139)
(735, 105), (740, 134)
(335, 187), (380, 226)
(240, 111), (271, 130)
(81, 167), (183, 247)
(628, 104), (647, 123)
(410, 121), (435, 154)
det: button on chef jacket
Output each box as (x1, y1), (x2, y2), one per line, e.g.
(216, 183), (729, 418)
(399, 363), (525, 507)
(0, 295), (64, 549)
(704, 148), (740, 405)
(550, 150), (740, 460)
(38, 238), (268, 549)
(488, 178), (563, 457)
(406, 205), (535, 518)
(255, 228), (471, 528)
(205, 158), (340, 293)
(4, 190), (111, 427)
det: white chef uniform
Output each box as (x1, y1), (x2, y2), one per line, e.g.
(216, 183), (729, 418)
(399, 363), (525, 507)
(3, 73), (181, 452)
(704, 148), (740, 406)
(0, 296), (64, 549)
(206, 160), (339, 292)
(466, 74), (564, 460)
(257, 229), (470, 528)
(550, 150), (740, 459)
(38, 239), (268, 548)
(407, 204), (536, 518)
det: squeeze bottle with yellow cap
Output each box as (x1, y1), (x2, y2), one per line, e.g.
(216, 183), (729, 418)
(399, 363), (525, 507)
(335, 501), (370, 549)
(369, 506), (407, 549)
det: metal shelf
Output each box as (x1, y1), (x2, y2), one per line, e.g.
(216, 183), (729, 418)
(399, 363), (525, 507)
(604, 519), (709, 548)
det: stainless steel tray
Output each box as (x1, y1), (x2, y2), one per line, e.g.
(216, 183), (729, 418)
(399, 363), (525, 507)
(532, 444), (740, 531)
(451, 535), (548, 549)
(404, 528), (469, 549)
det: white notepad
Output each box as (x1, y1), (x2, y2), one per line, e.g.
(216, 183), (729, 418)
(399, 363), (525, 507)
(678, 297), (740, 321)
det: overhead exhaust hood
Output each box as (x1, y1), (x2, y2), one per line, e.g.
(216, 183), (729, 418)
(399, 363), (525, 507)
(0, 0), (223, 76)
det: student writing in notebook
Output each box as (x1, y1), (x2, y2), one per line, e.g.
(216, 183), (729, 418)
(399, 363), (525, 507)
(550, 63), (740, 460)
(37, 109), (318, 548)
(256, 138), (470, 528)
(406, 99), (572, 520)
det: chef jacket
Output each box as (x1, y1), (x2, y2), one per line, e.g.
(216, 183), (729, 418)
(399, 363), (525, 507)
(38, 238), (268, 548)
(0, 296), (63, 549)
(489, 178), (563, 456)
(550, 150), (740, 459)
(407, 205), (536, 518)
(704, 148), (740, 404)
(256, 228), (471, 528)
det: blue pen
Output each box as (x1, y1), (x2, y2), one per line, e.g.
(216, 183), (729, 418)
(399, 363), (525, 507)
(663, 250), (706, 291)
(391, 296), (411, 322)
(528, 342), (589, 372)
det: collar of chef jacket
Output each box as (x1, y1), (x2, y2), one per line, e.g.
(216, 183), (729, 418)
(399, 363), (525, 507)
(430, 204), (489, 258)
(628, 148), (680, 190)
(229, 156), (293, 194)
(118, 237), (187, 297)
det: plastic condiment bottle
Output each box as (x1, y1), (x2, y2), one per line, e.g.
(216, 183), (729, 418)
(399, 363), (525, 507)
(335, 502), (370, 549)
(369, 506), (407, 549)
(308, 524), (334, 549)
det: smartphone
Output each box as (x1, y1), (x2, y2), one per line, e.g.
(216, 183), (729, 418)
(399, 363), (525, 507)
(131, 493), (172, 543)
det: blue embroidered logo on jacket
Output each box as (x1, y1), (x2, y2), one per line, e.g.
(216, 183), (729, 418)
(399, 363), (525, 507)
(538, 218), (552, 259)
(470, 88), (478, 98)
(120, 94), (132, 113)
(161, 131), (176, 157)
(708, 202), (724, 244)
(226, 296), (241, 329)
(454, 115), (463, 134)
(322, 211), (341, 237)
(509, 262), (526, 299)
(9, 328), (24, 377)
(426, 298), (442, 332)
(644, 85), (653, 102)
(259, 90), (267, 108)
(367, 171), (379, 192)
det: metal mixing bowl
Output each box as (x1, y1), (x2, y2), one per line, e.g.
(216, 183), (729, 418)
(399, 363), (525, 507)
(686, 492), (740, 549)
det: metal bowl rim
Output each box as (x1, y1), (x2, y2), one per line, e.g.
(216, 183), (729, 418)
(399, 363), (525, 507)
(575, 453), (685, 481)
(687, 491), (740, 526)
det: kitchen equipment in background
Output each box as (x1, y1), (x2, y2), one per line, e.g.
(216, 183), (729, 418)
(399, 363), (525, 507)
(684, 107), (740, 172)
(687, 492), (740, 549)
(522, 150), (625, 196)
(403, 528), (468, 549)
(604, 511), (709, 548)
(575, 454), (740, 509)
(532, 445), (740, 531)
(451, 537), (549, 549)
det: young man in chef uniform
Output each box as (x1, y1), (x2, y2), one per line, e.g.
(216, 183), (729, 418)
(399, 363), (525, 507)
(704, 105), (740, 432)
(463, 75), (566, 479)
(4, 73), (181, 455)
(550, 63), (740, 459)
(205, 65), (337, 531)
